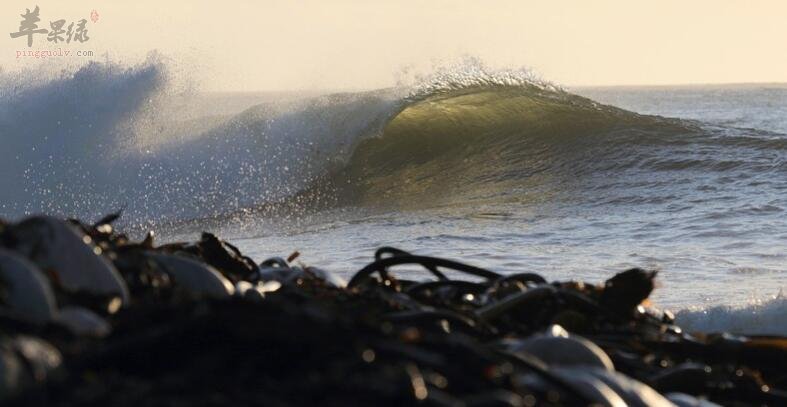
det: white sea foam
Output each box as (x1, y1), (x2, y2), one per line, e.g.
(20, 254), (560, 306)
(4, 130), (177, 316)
(675, 293), (787, 335)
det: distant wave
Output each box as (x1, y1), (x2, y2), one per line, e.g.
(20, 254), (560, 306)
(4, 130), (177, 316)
(676, 294), (787, 336)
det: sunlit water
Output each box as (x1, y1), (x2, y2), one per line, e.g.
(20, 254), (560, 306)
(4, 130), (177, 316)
(225, 85), (787, 312)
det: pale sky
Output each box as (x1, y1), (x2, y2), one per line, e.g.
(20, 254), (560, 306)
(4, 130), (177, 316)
(3, 1), (786, 91)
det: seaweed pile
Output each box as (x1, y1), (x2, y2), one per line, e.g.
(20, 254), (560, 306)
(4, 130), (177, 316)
(1, 215), (786, 406)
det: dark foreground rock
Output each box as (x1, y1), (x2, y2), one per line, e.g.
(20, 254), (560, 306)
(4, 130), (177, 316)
(1, 214), (786, 406)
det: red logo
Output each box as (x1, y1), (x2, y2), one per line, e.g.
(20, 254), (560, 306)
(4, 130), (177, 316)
(90, 10), (99, 23)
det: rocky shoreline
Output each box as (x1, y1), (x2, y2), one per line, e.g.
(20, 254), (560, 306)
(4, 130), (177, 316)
(1, 214), (785, 406)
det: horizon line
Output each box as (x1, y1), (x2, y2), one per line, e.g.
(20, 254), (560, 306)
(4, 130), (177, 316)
(201, 80), (787, 94)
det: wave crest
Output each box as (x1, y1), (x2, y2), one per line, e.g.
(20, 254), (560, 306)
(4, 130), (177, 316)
(0, 58), (716, 224)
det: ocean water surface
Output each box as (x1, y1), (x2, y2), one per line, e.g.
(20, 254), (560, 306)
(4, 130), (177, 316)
(2, 61), (785, 333)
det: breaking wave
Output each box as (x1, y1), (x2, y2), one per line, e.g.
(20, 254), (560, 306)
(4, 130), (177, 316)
(0, 57), (780, 228)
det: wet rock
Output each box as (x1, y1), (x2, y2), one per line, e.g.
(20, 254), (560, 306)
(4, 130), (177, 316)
(1, 216), (129, 305)
(601, 268), (657, 313)
(55, 306), (112, 338)
(0, 249), (57, 324)
(553, 367), (674, 407)
(0, 335), (62, 401)
(149, 253), (234, 298)
(508, 325), (614, 371)
(666, 392), (723, 407)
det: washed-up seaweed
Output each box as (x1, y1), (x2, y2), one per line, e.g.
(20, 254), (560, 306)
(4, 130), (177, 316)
(1, 214), (786, 406)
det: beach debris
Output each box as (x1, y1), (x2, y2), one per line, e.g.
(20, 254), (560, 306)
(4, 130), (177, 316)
(185, 232), (258, 282)
(256, 257), (346, 289)
(0, 213), (784, 406)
